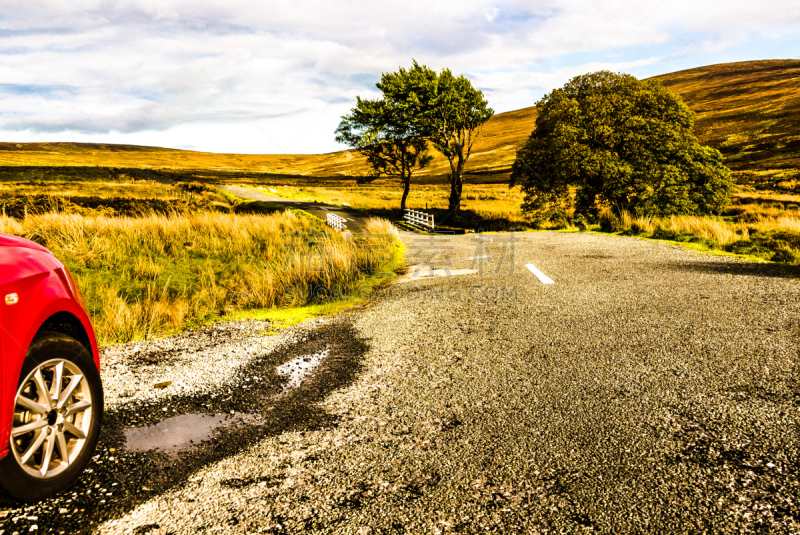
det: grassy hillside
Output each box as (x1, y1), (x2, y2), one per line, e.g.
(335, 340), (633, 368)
(0, 60), (797, 187)
(652, 59), (800, 188)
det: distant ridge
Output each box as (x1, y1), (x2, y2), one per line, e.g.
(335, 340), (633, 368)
(1, 60), (798, 184)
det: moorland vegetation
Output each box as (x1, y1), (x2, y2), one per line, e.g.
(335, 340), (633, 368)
(0, 176), (399, 344)
(245, 182), (800, 263)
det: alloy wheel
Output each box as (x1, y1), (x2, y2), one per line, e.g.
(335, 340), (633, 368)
(10, 358), (94, 479)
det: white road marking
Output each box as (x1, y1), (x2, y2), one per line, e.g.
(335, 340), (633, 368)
(526, 264), (554, 284)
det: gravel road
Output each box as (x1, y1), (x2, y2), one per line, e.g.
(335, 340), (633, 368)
(2, 229), (799, 534)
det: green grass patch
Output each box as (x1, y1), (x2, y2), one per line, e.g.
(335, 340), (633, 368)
(221, 239), (406, 328)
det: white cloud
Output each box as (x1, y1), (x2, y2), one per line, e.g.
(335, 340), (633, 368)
(0, 0), (798, 153)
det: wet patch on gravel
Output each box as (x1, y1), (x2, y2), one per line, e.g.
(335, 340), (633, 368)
(124, 413), (266, 455)
(99, 320), (294, 410)
(0, 319), (368, 534)
(276, 349), (329, 390)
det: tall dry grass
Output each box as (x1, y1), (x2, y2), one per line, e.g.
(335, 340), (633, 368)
(598, 208), (800, 262)
(600, 209), (800, 245)
(364, 217), (400, 237)
(600, 209), (749, 245)
(0, 211), (397, 344)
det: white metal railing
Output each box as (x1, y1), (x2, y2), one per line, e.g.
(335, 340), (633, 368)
(404, 209), (435, 231)
(327, 212), (347, 231)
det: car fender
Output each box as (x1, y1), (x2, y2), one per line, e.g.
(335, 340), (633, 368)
(0, 264), (98, 460)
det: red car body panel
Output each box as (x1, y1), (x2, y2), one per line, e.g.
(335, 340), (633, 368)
(0, 233), (99, 461)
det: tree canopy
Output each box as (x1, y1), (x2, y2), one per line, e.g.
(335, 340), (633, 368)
(377, 61), (494, 216)
(335, 74), (431, 212)
(510, 71), (733, 222)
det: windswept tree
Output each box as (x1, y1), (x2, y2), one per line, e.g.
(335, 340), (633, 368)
(335, 85), (432, 212)
(385, 61), (494, 217)
(511, 71), (733, 223)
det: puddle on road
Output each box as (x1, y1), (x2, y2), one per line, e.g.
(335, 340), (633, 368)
(124, 350), (332, 454)
(124, 349), (330, 455)
(125, 413), (262, 455)
(276, 348), (329, 389)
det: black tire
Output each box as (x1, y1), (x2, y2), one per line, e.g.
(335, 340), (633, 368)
(0, 332), (103, 502)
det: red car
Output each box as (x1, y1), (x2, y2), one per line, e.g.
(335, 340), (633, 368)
(0, 233), (103, 502)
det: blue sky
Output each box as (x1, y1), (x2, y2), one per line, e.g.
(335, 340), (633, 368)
(0, 0), (798, 154)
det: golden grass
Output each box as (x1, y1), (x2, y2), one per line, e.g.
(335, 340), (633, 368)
(746, 215), (800, 234)
(0, 179), (179, 199)
(0, 210), (397, 344)
(735, 191), (800, 203)
(602, 209), (750, 245)
(665, 215), (743, 245)
(599, 208), (800, 263)
(252, 183), (532, 228)
(364, 217), (400, 237)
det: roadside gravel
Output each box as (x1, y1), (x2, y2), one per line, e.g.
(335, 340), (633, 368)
(0, 317), (347, 535)
(101, 320), (305, 411)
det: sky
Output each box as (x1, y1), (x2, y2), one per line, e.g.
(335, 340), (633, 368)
(0, 0), (798, 155)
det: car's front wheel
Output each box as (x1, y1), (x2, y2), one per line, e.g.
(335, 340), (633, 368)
(0, 332), (103, 502)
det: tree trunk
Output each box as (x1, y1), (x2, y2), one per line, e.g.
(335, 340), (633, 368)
(448, 157), (466, 214)
(400, 174), (411, 213)
(448, 177), (461, 213)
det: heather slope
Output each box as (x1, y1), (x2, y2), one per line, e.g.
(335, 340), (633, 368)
(652, 59), (800, 184)
(0, 106), (540, 182)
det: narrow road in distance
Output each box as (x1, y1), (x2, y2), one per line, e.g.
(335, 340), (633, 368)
(220, 185), (371, 234)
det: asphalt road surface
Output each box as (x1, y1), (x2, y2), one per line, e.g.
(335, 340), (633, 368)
(2, 225), (799, 534)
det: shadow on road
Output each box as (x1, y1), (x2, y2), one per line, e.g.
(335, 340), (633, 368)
(668, 259), (800, 279)
(0, 320), (368, 534)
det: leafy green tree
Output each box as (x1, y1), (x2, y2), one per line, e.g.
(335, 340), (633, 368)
(335, 81), (432, 212)
(510, 71), (733, 222)
(378, 61), (494, 217)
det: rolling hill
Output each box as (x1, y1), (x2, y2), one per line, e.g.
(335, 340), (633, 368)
(652, 60), (800, 181)
(0, 105), (538, 183)
(0, 60), (797, 186)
